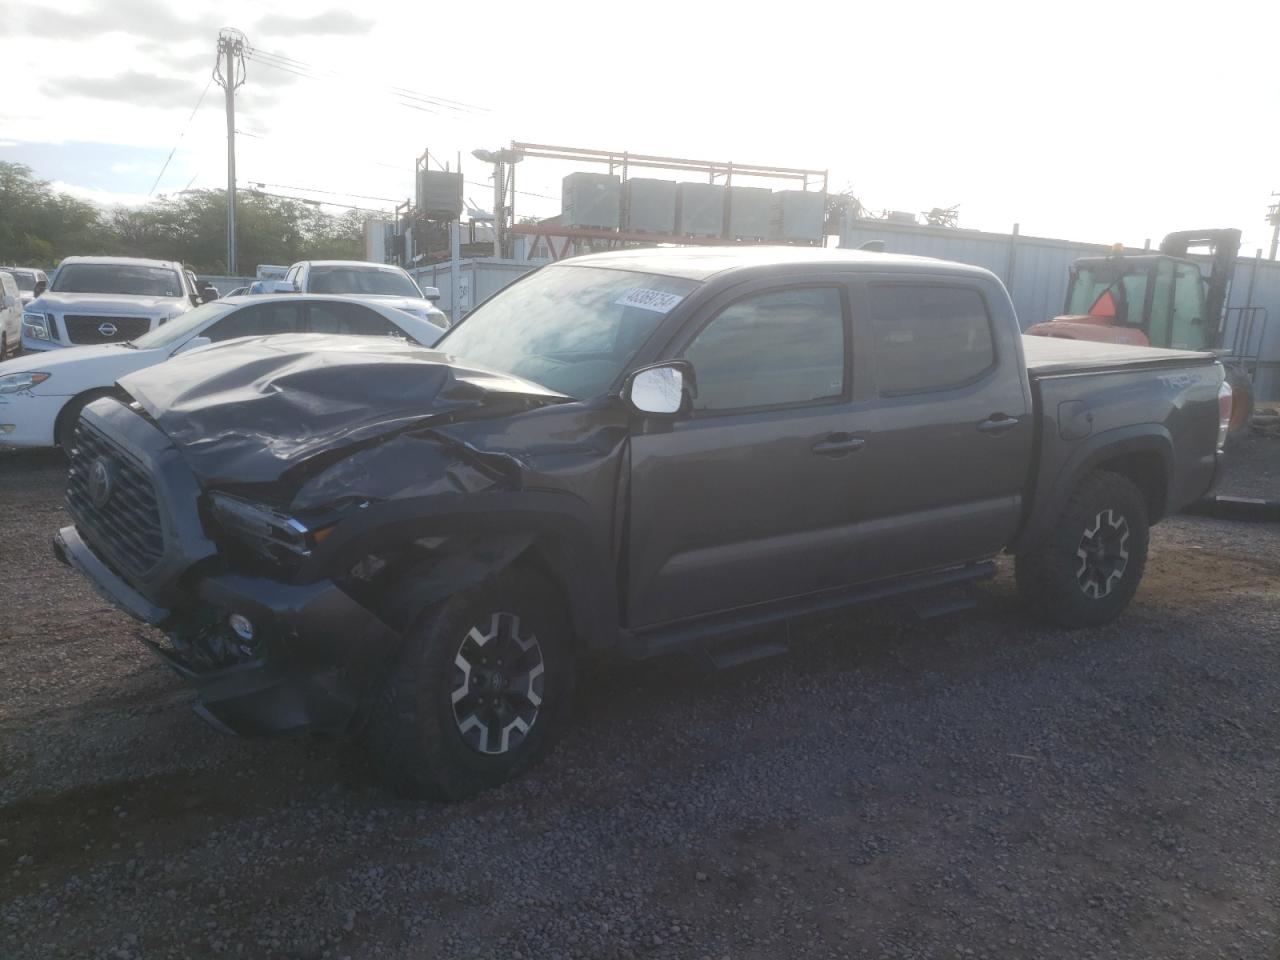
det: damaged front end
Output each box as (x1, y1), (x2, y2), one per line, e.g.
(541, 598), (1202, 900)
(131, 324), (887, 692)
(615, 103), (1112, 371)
(55, 336), (616, 738)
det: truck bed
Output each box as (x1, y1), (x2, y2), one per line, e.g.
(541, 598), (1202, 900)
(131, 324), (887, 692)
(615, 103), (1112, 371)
(1022, 335), (1218, 377)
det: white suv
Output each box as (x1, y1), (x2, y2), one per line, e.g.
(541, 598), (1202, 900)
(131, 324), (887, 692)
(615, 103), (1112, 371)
(21, 256), (212, 353)
(284, 260), (447, 329)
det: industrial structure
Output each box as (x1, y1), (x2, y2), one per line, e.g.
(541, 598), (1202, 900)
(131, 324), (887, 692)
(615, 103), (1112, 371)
(378, 142), (831, 269)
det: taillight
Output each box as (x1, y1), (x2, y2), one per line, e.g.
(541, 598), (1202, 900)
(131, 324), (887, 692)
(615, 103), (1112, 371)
(1217, 378), (1233, 449)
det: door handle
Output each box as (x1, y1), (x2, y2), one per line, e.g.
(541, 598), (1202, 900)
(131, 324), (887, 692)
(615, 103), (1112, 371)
(812, 435), (865, 456)
(977, 414), (1019, 435)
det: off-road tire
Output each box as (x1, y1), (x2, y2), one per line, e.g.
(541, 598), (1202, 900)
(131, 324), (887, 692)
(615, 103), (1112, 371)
(1015, 469), (1149, 628)
(365, 569), (576, 800)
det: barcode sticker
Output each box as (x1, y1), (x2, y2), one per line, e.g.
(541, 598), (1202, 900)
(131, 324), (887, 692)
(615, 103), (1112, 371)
(615, 288), (685, 313)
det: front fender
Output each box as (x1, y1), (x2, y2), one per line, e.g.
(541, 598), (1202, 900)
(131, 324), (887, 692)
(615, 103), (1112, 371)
(299, 490), (621, 652)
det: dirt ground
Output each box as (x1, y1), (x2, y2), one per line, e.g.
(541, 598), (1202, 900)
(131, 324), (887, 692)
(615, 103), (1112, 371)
(1, 438), (1277, 960)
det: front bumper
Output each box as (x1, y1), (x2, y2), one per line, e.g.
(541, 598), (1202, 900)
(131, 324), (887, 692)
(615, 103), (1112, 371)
(55, 524), (402, 736)
(0, 392), (66, 447)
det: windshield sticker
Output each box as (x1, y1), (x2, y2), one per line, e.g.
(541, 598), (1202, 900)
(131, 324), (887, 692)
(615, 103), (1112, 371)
(615, 288), (685, 313)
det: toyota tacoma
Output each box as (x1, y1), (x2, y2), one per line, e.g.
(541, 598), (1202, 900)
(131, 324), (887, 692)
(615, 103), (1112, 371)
(55, 247), (1230, 799)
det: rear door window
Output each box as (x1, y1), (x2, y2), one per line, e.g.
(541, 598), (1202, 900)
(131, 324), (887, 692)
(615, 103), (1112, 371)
(307, 300), (404, 337)
(867, 284), (996, 395)
(205, 302), (305, 342)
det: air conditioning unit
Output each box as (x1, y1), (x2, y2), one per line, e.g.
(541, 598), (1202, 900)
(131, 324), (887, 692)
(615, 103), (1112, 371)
(728, 186), (771, 241)
(676, 183), (726, 238)
(770, 190), (825, 242)
(625, 178), (677, 234)
(562, 172), (621, 230)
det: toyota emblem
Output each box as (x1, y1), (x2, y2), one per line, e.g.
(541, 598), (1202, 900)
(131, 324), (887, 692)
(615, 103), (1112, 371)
(88, 458), (114, 508)
(97, 322), (119, 338)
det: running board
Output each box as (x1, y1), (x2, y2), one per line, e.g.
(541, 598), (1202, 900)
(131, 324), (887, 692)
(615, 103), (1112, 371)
(910, 588), (979, 621)
(697, 631), (790, 672)
(624, 561), (997, 661)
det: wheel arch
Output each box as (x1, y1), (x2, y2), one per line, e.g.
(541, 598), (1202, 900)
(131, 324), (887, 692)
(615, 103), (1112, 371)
(326, 493), (621, 656)
(1014, 426), (1173, 553)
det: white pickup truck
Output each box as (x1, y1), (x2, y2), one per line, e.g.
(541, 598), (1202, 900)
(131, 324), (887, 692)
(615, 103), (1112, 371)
(21, 256), (214, 353)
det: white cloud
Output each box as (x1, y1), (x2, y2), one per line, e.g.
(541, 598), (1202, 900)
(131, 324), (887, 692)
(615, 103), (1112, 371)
(49, 180), (155, 209)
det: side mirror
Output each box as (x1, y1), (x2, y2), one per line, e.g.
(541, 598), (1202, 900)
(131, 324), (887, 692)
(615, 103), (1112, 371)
(624, 361), (696, 417)
(198, 284), (219, 304)
(173, 335), (213, 356)
(33, 280), (47, 298)
(421, 286), (442, 303)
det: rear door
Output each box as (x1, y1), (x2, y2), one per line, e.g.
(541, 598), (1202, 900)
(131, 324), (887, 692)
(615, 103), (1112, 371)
(851, 277), (1032, 579)
(627, 277), (878, 627)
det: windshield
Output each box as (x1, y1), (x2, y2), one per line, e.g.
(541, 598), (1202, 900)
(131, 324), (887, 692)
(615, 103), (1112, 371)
(51, 263), (184, 298)
(437, 265), (699, 398)
(308, 265), (422, 298)
(10, 270), (37, 290)
(129, 301), (234, 350)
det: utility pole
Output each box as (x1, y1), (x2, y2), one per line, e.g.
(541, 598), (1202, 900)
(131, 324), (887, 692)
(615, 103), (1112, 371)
(1268, 193), (1280, 261)
(215, 29), (246, 275)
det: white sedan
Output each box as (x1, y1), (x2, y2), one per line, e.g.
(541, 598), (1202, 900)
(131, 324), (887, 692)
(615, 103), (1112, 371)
(0, 294), (446, 450)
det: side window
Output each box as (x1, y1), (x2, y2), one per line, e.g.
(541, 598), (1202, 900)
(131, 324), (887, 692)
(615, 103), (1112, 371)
(1169, 263), (1209, 350)
(867, 285), (995, 395)
(308, 300), (402, 337)
(285, 266), (301, 289)
(205, 302), (304, 342)
(682, 286), (845, 412)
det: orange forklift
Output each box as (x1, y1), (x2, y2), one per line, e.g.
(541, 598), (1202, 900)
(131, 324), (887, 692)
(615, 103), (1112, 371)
(1025, 229), (1264, 432)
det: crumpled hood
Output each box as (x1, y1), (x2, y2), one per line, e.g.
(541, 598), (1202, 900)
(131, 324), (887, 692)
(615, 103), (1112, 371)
(119, 333), (569, 486)
(32, 292), (188, 314)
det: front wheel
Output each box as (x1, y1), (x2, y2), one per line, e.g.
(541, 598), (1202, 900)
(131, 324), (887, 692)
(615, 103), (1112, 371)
(365, 569), (576, 800)
(1015, 470), (1150, 628)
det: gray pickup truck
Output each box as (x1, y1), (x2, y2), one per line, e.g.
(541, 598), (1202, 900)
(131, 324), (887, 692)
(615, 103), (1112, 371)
(55, 247), (1230, 799)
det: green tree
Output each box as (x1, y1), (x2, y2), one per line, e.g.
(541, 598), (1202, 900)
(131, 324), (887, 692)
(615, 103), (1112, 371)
(0, 162), (110, 264)
(0, 162), (365, 273)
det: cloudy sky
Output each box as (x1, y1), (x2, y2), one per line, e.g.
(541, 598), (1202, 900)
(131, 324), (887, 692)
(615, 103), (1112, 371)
(2, 0), (1278, 252)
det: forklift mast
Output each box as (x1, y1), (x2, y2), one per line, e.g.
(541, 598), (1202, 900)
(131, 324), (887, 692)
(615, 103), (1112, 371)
(1157, 228), (1241, 333)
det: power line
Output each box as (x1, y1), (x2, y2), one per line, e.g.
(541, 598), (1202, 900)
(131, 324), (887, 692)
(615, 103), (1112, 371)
(148, 75), (215, 196)
(245, 180), (400, 205)
(248, 46), (484, 113)
(242, 46), (486, 116)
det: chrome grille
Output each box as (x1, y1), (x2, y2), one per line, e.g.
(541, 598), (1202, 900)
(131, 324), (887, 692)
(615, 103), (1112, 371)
(64, 315), (153, 344)
(66, 421), (164, 580)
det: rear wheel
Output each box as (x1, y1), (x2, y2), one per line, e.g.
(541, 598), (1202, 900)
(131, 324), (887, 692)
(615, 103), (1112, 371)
(365, 569), (576, 800)
(1015, 470), (1149, 628)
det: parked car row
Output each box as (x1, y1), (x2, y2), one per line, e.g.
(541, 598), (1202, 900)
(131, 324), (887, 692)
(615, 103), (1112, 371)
(0, 293), (444, 449)
(1, 257), (449, 450)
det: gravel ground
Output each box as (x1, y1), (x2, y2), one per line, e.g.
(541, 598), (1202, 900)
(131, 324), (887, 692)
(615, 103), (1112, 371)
(1, 439), (1277, 960)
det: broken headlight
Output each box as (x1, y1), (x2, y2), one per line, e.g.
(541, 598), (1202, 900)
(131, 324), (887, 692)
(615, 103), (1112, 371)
(208, 493), (325, 560)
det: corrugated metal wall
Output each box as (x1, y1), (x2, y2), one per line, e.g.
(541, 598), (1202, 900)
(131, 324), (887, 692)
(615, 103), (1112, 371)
(840, 219), (1279, 401)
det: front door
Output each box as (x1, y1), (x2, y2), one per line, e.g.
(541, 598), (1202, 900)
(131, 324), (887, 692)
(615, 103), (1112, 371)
(627, 281), (875, 627)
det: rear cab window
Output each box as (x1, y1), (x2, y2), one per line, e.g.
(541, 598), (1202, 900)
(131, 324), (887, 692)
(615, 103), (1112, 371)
(866, 283), (996, 395)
